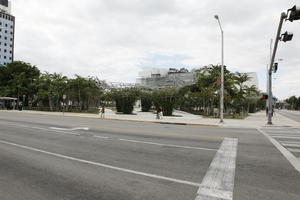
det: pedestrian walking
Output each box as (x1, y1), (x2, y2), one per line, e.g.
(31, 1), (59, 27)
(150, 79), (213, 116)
(18, 101), (23, 111)
(159, 107), (163, 119)
(100, 105), (105, 119)
(156, 107), (160, 119)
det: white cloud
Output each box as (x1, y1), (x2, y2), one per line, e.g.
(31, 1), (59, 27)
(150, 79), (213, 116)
(12, 0), (300, 99)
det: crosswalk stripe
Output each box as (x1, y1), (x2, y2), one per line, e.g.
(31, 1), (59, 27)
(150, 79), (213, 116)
(258, 128), (300, 173)
(195, 138), (238, 200)
(279, 141), (300, 145)
(269, 134), (300, 137)
(282, 143), (300, 148)
(287, 148), (300, 153)
(272, 136), (300, 139)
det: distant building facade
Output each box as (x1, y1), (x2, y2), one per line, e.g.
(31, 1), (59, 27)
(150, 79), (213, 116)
(0, 0), (14, 65)
(136, 67), (196, 89)
(243, 72), (259, 89)
(136, 67), (259, 90)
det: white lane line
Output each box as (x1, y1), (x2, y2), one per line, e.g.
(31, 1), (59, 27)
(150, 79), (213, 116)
(50, 127), (90, 131)
(118, 138), (217, 151)
(93, 135), (110, 139)
(31, 126), (80, 136)
(0, 139), (200, 187)
(258, 128), (300, 173)
(0, 122), (80, 136)
(195, 138), (238, 200)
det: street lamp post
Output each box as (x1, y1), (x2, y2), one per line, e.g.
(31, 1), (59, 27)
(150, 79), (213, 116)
(214, 15), (224, 123)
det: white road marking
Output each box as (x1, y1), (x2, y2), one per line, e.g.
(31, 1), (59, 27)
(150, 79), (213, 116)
(269, 134), (300, 137)
(280, 141), (300, 145)
(287, 148), (300, 153)
(271, 136), (300, 139)
(0, 139), (200, 187)
(281, 143), (300, 148)
(50, 127), (90, 131)
(118, 138), (217, 151)
(0, 122), (80, 136)
(258, 128), (300, 173)
(195, 138), (238, 200)
(31, 126), (80, 136)
(93, 135), (110, 139)
(266, 129), (300, 134)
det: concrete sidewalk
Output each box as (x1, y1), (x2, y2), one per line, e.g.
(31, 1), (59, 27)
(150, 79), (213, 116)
(1, 109), (299, 129)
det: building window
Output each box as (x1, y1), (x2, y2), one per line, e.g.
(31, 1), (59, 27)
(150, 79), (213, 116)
(4, 37), (7, 40)
(10, 38), (12, 41)
(10, 25), (13, 29)
(4, 56), (6, 59)
(9, 51), (12, 54)
(5, 24), (7, 27)
(4, 49), (7, 53)
(9, 57), (12, 60)
(10, 32), (13, 35)
(4, 43), (7, 46)
(4, 30), (7, 33)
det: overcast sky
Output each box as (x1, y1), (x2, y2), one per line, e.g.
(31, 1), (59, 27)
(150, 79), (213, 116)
(12, 0), (300, 99)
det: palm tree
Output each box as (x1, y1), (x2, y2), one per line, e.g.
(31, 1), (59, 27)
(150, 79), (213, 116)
(232, 72), (251, 114)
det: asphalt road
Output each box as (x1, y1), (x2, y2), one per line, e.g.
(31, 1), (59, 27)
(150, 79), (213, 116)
(0, 111), (299, 200)
(278, 109), (300, 123)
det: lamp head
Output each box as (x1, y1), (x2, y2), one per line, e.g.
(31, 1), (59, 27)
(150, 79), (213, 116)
(214, 15), (219, 20)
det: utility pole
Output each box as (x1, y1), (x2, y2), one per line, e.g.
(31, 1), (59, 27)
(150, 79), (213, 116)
(267, 13), (287, 124)
(266, 39), (273, 114)
(266, 5), (299, 124)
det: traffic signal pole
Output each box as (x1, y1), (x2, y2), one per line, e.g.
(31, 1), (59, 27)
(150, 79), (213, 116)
(267, 12), (287, 124)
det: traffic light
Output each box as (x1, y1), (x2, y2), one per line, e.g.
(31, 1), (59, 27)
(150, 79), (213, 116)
(287, 5), (300, 22)
(261, 94), (268, 99)
(281, 31), (293, 42)
(273, 63), (278, 73)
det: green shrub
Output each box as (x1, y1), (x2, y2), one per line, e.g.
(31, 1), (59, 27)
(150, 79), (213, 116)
(141, 92), (152, 112)
(152, 89), (177, 116)
(112, 88), (140, 114)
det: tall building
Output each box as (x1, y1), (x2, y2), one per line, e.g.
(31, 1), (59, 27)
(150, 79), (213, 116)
(0, 0), (14, 65)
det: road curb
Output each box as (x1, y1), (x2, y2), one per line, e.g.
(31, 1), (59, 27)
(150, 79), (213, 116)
(101, 117), (220, 127)
(0, 110), (220, 127)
